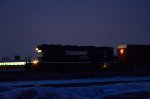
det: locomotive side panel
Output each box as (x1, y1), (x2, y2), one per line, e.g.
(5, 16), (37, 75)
(32, 44), (114, 72)
(36, 44), (114, 63)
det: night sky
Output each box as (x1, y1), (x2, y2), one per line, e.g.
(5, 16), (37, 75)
(0, 0), (150, 58)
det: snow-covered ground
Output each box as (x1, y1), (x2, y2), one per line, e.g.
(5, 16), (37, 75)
(1, 76), (150, 99)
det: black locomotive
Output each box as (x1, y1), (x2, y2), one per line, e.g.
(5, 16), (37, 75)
(36, 44), (114, 62)
(29, 44), (114, 72)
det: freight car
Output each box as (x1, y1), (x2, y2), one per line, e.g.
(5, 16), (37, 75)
(117, 44), (150, 73)
(29, 44), (114, 72)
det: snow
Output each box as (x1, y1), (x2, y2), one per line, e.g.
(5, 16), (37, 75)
(1, 76), (150, 99)
(1, 76), (150, 87)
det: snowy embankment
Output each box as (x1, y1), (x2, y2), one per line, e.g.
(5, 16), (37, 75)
(1, 76), (150, 99)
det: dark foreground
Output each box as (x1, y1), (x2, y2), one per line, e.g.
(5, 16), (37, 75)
(0, 70), (150, 82)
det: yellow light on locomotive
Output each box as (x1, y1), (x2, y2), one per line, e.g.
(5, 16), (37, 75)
(35, 48), (39, 51)
(36, 48), (42, 53)
(37, 50), (42, 53)
(102, 63), (108, 69)
(120, 49), (124, 54)
(32, 59), (39, 65)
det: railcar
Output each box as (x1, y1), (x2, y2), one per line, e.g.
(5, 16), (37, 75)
(117, 44), (150, 73)
(117, 44), (150, 65)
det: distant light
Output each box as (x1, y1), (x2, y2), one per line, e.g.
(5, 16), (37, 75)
(0, 62), (26, 66)
(120, 49), (124, 54)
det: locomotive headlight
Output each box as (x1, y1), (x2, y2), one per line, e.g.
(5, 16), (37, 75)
(32, 59), (39, 65)
(37, 50), (42, 53)
(35, 48), (42, 53)
(120, 49), (124, 54)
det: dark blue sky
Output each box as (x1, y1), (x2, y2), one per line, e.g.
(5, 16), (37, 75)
(0, 0), (150, 57)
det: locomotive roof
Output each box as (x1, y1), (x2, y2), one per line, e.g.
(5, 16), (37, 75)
(37, 44), (113, 49)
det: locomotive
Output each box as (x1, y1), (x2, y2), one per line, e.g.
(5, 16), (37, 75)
(29, 44), (114, 72)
